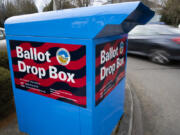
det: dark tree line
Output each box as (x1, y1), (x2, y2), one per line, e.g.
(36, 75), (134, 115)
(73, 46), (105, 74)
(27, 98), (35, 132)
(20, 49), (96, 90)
(111, 0), (158, 8)
(0, 0), (38, 27)
(43, 0), (90, 12)
(0, 0), (91, 27)
(160, 0), (180, 26)
(43, 0), (76, 12)
(76, 0), (90, 7)
(111, 0), (180, 26)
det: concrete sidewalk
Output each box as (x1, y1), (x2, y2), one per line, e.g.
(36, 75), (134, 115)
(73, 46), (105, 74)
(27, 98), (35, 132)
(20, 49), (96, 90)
(0, 79), (142, 135)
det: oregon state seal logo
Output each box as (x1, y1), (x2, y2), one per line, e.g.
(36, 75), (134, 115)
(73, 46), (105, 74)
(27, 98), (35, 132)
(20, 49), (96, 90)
(56, 48), (71, 66)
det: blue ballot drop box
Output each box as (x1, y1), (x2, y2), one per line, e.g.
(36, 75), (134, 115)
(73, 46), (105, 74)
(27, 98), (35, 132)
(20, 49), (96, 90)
(5, 2), (154, 135)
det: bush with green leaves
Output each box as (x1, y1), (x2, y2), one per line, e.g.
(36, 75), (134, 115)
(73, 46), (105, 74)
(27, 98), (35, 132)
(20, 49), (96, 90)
(160, 0), (180, 26)
(0, 51), (9, 69)
(0, 0), (38, 27)
(0, 67), (14, 119)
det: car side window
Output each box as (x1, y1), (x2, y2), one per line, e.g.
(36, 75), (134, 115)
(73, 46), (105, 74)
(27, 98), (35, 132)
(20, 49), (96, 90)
(129, 26), (157, 36)
(0, 30), (4, 40)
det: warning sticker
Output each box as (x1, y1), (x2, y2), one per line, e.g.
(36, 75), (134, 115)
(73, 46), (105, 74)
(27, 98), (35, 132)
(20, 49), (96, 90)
(95, 37), (127, 105)
(10, 40), (86, 108)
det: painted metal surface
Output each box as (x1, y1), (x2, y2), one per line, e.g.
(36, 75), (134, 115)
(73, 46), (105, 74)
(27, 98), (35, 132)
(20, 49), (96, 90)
(5, 1), (154, 135)
(5, 2), (154, 39)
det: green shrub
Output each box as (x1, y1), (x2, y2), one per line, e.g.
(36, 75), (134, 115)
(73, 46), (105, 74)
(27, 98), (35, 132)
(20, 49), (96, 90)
(0, 66), (14, 120)
(0, 51), (9, 69)
(160, 0), (180, 26)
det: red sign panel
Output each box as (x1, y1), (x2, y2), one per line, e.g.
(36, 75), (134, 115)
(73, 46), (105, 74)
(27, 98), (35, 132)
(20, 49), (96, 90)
(95, 37), (127, 105)
(10, 40), (86, 108)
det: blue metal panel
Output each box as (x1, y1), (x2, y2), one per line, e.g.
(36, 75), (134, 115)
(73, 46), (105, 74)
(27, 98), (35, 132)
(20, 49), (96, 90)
(92, 35), (127, 135)
(14, 88), (81, 135)
(93, 79), (125, 135)
(6, 35), (94, 135)
(5, 2), (154, 39)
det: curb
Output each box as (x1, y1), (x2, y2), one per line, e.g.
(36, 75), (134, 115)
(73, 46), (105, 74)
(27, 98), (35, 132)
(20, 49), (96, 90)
(126, 83), (134, 135)
(128, 78), (143, 135)
(112, 78), (143, 135)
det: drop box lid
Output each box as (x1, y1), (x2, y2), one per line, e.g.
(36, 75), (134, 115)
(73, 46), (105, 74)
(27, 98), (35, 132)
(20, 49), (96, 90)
(5, 1), (154, 39)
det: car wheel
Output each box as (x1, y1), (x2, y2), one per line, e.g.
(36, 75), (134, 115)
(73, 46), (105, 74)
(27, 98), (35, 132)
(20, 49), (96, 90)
(149, 50), (170, 64)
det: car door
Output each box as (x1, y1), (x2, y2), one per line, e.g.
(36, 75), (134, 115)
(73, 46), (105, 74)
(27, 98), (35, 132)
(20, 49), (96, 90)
(128, 35), (148, 53)
(128, 25), (156, 55)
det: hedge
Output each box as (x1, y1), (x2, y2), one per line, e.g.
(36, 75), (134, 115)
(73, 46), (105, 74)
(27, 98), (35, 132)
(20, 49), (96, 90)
(160, 0), (180, 26)
(0, 66), (14, 120)
(0, 50), (9, 69)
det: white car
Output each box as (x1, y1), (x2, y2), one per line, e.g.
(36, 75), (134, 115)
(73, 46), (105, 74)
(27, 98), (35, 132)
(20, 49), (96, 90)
(0, 27), (6, 51)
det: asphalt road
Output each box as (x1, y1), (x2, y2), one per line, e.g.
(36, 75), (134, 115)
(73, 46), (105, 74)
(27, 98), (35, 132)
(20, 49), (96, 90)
(127, 55), (180, 135)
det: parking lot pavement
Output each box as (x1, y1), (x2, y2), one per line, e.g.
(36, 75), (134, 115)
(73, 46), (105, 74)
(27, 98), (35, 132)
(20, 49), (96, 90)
(127, 55), (180, 135)
(0, 113), (26, 135)
(112, 81), (143, 135)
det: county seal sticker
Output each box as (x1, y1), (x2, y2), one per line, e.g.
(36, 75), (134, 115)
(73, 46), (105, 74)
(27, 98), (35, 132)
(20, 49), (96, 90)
(56, 48), (71, 66)
(10, 40), (86, 108)
(119, 41), (125, 55)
